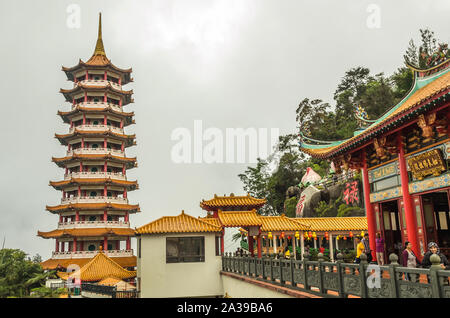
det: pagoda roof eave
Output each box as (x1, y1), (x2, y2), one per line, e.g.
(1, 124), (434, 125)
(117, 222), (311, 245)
(62, 59), (132, 74)
(49, 178), (138, 190)
(58, 106), (135, 124)
(41, 255), (136, 270)
(55, 130), (136, 145)
(45, 202), (141, 214)
(37, 227), (136, 239)
(200, 194), (267, 211)
(60, 82), (133, 96)
(301, 68), (450, 159)
(52, 154), (137, 167)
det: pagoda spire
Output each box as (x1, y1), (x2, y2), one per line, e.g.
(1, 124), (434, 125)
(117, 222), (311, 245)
(93, 12), (106, 57)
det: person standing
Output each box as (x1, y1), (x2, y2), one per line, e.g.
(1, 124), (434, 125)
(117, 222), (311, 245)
(375, 232), (385, 265)
(402, 241), (420, 280)
(355, 236), (365, 263)
(421, 242), (450, 270)
(362, 233), (373, 263)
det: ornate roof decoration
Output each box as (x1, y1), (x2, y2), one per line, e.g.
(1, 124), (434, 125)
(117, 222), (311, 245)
(57, 251), (136, 282)
(300, 65), (450, 159)
(136, 211), (223, 235)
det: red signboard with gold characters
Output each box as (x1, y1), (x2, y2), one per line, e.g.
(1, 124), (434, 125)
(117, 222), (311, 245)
(407, 148), (446, 180)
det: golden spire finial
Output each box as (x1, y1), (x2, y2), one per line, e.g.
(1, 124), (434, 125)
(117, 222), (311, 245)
(93, 12), (106, 56)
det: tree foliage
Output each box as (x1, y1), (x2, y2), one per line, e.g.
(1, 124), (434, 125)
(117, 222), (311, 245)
(0, 249), (55, 298)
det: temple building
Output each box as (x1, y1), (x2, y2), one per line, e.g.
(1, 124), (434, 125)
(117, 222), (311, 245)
(38, 13), (139, 271)
(299, 58), (450, 263)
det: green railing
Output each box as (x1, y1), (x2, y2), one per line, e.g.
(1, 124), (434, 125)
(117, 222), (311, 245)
(221, 252), (450, 298)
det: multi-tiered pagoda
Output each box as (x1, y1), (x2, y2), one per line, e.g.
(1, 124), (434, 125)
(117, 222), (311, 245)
(39, 13), (139, 270)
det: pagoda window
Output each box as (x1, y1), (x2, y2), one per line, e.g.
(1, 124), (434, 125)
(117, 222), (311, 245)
(107, 215), (113, 221)
(107, 243), (112, 250)
(88, 244), (96, 251)
(93, 120), (99, 125)
(92, 144), (99, 149)
(88, 216), (96, 222)
(90, 191), (97, 197)
(93, 98), (100, 102)
(107, 168), (112, 173)
(91, 167), (98, 172)
(107, 191), (112, 197)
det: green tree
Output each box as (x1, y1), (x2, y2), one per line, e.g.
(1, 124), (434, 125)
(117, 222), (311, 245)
(0, 249), (55, 298)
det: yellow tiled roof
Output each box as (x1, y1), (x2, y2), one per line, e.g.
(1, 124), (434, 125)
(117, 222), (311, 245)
(41, 256), (136, 270)
(260, 215), (310, 232)
(57, 252), (136, 282)
(217, 210), (262, 227)
(200, 194), (266, 210)
(298, 217), (368, 232)
(136, 211), (222, 234)
(45, 202), (140, 213)
(301, 69), (450, 158)
(97, 276), (122, 286)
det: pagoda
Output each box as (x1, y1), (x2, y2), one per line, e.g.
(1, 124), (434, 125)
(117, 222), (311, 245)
(38, 13), (139, 270)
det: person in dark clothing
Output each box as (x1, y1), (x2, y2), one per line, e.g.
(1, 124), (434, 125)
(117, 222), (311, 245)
(421, 242), (450, 270)
(401, 241), (420, 280)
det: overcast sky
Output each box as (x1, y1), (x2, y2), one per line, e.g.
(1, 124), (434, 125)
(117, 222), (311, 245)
(0, 0), (448, 259)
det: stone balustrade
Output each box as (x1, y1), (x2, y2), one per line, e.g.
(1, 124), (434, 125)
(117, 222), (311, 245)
(52, 249), (134, 259)
(69, 124), (124, 134)
(64, 171), (126, 181)
(57, 220), (130, 229)
(221, 252), (450, 298)
(67, 147), (124, 157)
(61, 196), (128, 205)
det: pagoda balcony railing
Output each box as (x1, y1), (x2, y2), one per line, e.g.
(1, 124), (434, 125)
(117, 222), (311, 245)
(77, 79), (122, 90)
(52, 249), (134, 259)
(64, 171), (126, 181)
(69, 124), (124, 134)
(57, 220), (130, 229)
(67, 147), (125, 157)
(73, 102), (122, 112)
(61, 196), (129, 205)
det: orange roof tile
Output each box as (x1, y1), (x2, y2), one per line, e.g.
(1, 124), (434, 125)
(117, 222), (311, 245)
(217, 210), (262, 227)
(55, 130), (136, 141)
(41, 256), (136, 270)
(97, 276), (122, 286)
(45, 202), (140, 213)
(136, 211), (222, 235)
(259, 215), (310, 232)
(60, 83), (133, 95)
(58, 106), (135, 119)
(49, 178), (138, 190)
(200, 193), (266, 210)
(298, 217), (368, 232)
(57, 252), (136, 281)
(38, 227), (135, 238)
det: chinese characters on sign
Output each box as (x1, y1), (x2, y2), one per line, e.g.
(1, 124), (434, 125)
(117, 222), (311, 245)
(343, 181), (359, 205)
(407, 149), (446, 180)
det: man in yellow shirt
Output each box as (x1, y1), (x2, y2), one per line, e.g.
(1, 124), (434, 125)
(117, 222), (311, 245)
(355, 236), (365, 263)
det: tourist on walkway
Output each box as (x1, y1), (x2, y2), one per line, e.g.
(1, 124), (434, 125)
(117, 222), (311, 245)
(401, 241), (420, 280)
(375, 232), (385, 265)
(362, 233), (372, 263)
(355, 236), (364, 263)
(421, 242), (450, 270)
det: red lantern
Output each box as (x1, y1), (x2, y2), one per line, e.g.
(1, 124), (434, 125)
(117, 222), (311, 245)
(308, 231), (312, 238)
(343, 236), (347, 240)
(280, 232), (285, 239)
(349, 231), (353, 238)
(288, 236), (291, 240)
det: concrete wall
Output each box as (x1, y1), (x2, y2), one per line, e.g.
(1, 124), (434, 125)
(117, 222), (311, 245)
(138, 232), (223, 298)
(221, 274), (294, 298)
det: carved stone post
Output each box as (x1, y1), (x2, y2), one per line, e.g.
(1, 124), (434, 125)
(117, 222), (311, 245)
(359, 253), (368, 297)
(388, 253), (400, 298)
(336, 253), (345, 298)
(429, 254), (442, 298)
(303, 252), (310, 290)
(317, 253), (325, 294)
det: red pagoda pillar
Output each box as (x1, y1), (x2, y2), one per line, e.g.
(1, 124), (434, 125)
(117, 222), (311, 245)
(248, 235), (254, 256)
(397, 133), (421, 259)
(362, 151), (377, 261)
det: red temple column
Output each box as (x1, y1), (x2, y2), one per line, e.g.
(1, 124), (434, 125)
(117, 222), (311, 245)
(118, 77), (121, 86)
(257, 234), (262, 258)
(126, 237), (131, 250)
(104, 161), (107, 172)
(362, 151), (377, 261)
(125, 211), (129, 222)
(103, 211), (107, 222)
(103, 138), (107, 149)
(104, 185), (107, 197)
(104, 71), (107, 80)
(75, 211), (79, 222)
(84, 92), (87, 103)
(248, 235), (254, 256)
(124, 188), (127, 199)
(116, 241), (120, 250)
(61, 242), (65, 252)
(104, 115), (107, 125)
(104, 93), (107, 103)
(397, 133), (421, 259)
(85, 70), (88, 80)
(55, 239), (59, 252)
(104, 237), (108, 251)
(73, 238), (77, 252)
